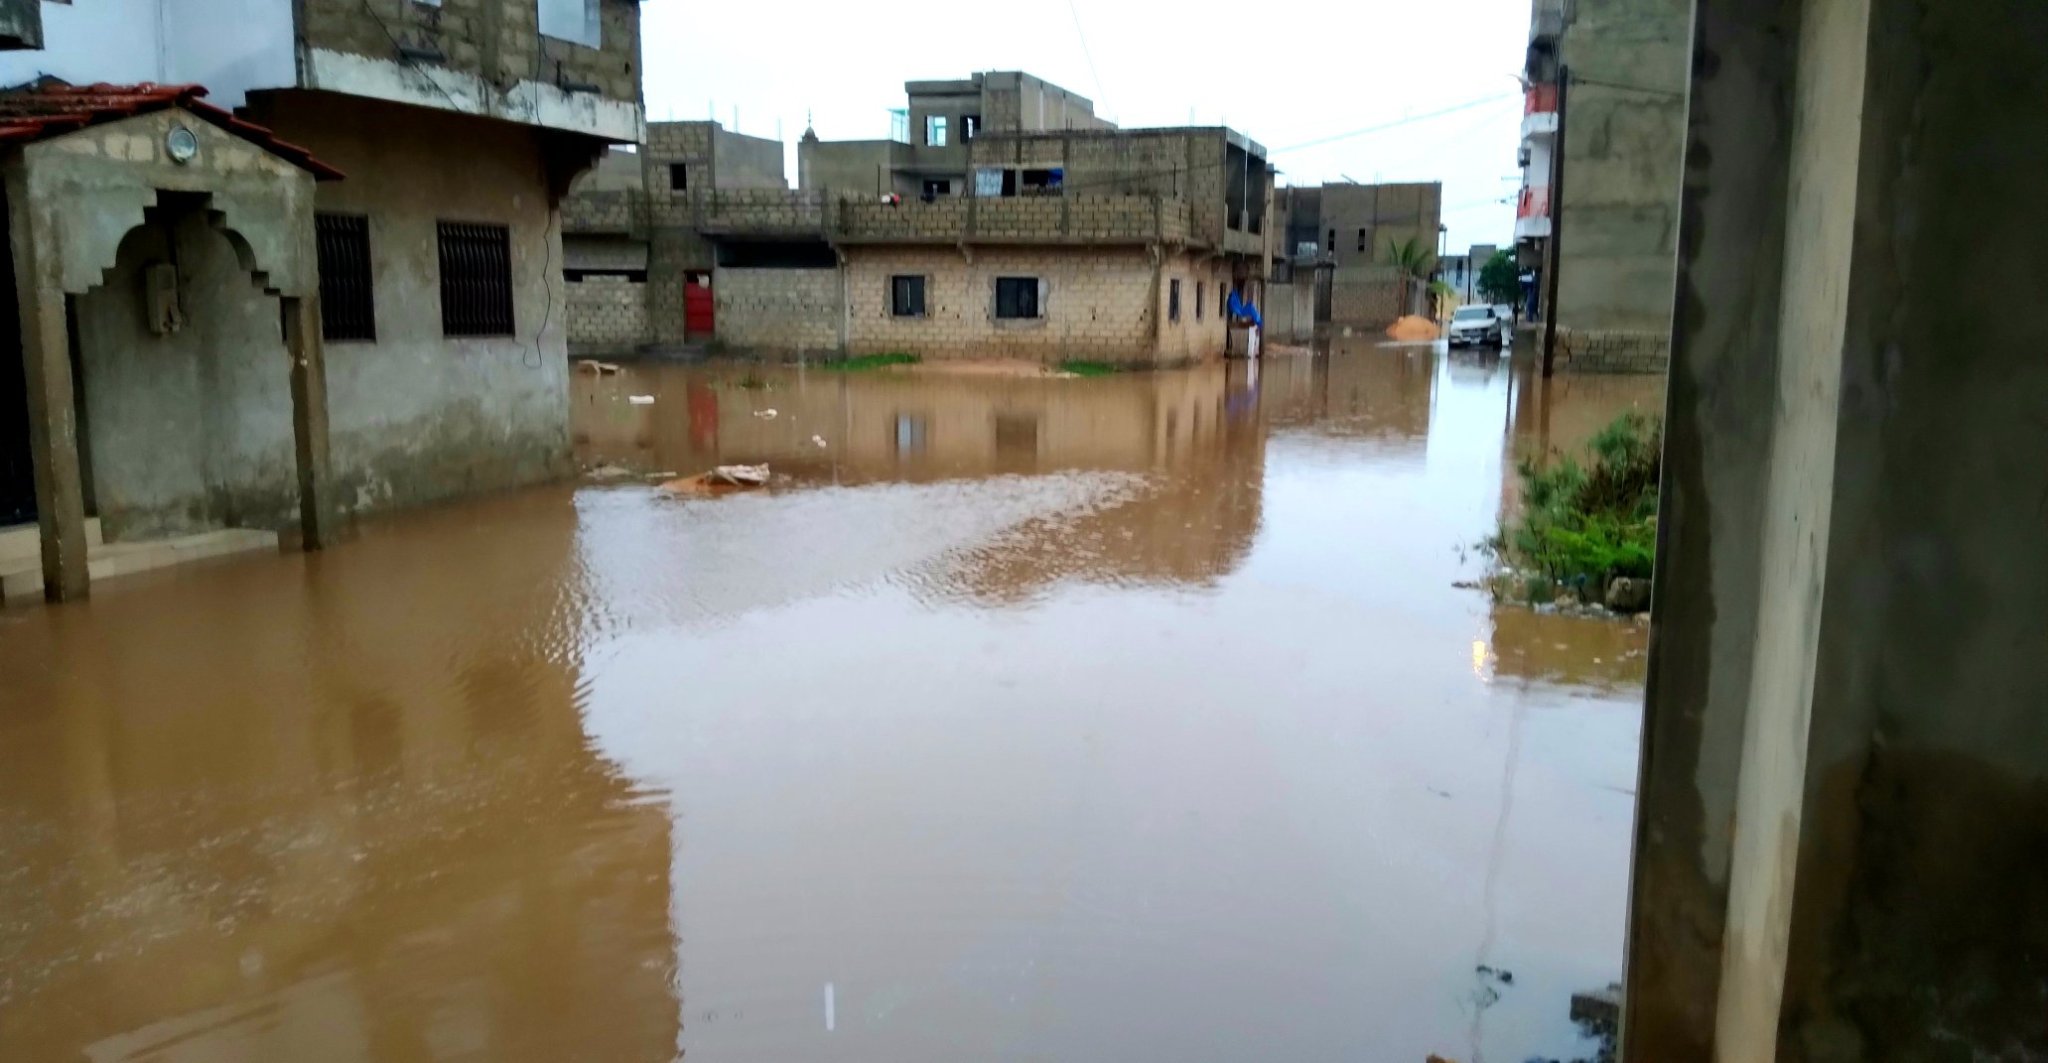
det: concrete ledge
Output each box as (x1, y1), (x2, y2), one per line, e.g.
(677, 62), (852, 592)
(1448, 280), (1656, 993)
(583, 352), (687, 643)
(0, 527), (278, 603)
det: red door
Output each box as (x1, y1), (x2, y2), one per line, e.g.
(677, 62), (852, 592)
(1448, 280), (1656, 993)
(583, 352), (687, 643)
(683, 272), (715, 339)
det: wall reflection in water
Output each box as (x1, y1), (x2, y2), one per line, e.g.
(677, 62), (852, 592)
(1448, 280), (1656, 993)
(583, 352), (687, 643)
(0, 494), (678, 1063)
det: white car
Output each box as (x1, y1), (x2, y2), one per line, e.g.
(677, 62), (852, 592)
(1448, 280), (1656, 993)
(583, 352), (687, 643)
(1448, 305), (1506, 347)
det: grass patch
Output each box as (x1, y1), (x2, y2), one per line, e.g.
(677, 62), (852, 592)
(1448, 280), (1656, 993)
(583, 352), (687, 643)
(1488, 412), (1661, 602)
(1058, 360), (1122, 377)
(823, 352), (920, 371)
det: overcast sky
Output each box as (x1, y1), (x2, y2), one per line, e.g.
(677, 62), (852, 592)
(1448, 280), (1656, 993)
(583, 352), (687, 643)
(640, 0), (1531, 252)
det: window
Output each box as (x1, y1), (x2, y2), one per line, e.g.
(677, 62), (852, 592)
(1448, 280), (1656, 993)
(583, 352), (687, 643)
(437, 222), (515, 337)
(669, 163), (688, 191)
(1196, 283), (1204, 321)
(921, 179), (950, 201)
(315, 213), (375, 341)
(1357, 228), (1367, 252)
(963, 115), (981, 140)
(1327, 229), (1336, 258)
(926, 115), (949, 147)
(1169, 279), (1182, 323)
(995, 277), (1040, 320)
(538, 0), (600, 47)
(891, 275), (927, 318)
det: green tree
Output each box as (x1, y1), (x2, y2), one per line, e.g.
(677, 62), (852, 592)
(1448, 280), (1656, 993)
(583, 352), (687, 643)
(1477, 249), (1520, 305)
(1386, 236), (1436, 316)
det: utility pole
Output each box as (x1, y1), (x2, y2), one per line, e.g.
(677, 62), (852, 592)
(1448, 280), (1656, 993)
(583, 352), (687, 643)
(1541, 65), (1569, 378)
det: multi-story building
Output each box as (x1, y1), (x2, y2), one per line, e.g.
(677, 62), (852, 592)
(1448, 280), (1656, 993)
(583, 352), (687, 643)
(1515, 0), (1689, 370)
(1266, 181), (1444, 339)
(0, 0), (644, 601)
(564, 71), (1277, 367)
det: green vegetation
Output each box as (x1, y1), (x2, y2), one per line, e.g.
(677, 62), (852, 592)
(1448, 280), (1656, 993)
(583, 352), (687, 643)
(1478, 249), (1520, 306)
(822, 352), (920, 371)
(1491, 413), (1661, 601)
(1386, 236), (1437, 315)
(1058, 360), (1122, 377)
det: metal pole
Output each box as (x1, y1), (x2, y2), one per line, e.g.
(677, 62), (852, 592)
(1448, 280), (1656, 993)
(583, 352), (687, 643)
(1541, 65), (1568, 379)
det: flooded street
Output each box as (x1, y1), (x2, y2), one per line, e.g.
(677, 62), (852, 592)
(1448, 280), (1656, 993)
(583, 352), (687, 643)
(1, 347), (1662, 1062)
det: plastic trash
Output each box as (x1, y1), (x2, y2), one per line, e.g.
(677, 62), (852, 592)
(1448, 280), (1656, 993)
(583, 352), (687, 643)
(628, 395), (655, 405)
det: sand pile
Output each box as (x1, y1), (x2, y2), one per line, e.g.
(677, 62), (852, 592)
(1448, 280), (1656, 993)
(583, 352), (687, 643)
(1385, 315), (1441, 341)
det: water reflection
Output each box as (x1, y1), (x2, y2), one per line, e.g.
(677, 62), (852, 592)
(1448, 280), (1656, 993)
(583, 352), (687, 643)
(1, 347), (1656, 1063)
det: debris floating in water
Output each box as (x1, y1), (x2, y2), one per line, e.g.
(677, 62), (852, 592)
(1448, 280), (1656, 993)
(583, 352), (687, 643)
(660, 464), (771, 496)
(574, 359), (622, 375)
(627, 394), (655, 405)
(754, 408), (778, 419)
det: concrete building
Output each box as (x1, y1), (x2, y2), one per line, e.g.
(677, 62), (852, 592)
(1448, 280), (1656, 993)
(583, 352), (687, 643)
(1515, 0), (1688, 371)
(1264, 181), (1444, 340)
(799, 71), (1112, 200)
(565, 72), (1276, 367)
(0, 0), (645, 602)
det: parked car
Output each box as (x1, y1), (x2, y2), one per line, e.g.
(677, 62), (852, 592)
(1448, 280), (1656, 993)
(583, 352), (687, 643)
(1448, 305), (1507, 347)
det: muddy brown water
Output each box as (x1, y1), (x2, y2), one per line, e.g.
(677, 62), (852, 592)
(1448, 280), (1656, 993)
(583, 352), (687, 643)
(0, 346), (1662, 1062)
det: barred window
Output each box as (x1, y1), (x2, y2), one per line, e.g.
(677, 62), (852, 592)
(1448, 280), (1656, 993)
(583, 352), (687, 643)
(891, 275), (926, 317)
(437, 222), (515, 337)
(315, 213), (375, 341)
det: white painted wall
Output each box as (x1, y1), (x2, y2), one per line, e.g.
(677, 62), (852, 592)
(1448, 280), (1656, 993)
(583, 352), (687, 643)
(0, 0), (293, 108)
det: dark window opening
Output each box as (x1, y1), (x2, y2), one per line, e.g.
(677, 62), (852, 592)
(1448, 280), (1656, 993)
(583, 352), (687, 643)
(1196, 282), (1204, 321)
(1019, 168), (1062, 195)
(891, 275), (927, 317)
(714, 240), (837, 268)
(921, 179), (951, 202)
(315, 212), (375, 341)
(995, 277), (1040, 319)
(1327, 229), (1335, 257)
(669, 163), (688, 190)
(1357, 228), (1367, 253)
(565, 269), (648, 283)
(437, 221), (515, 337)
(963, 115), (981, 140)
(1169, 279), (1182, 323)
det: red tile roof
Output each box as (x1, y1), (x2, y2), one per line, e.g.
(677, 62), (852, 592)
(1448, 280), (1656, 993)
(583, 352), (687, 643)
(0, 82), (343, 180)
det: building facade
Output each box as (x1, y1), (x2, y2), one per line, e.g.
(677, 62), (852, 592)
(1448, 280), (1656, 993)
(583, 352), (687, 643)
(0, 0), (645, 601)
(565, 72), (1276, 367)
(1515, 0), (1688, 370)
(1267, 180), (1444, 339)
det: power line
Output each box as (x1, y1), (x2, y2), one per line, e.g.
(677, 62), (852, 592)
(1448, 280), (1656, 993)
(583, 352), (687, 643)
(1065, 0), (1110, 120)
(1272, 93), (1522, 154)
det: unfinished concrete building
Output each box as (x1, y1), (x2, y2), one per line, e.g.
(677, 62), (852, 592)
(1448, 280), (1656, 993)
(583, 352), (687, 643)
(0, 0), (644, 602)
(1265, 181), (1444, 341)
(1516, 0), (1688, 371)
(564, 71), (1276, 366)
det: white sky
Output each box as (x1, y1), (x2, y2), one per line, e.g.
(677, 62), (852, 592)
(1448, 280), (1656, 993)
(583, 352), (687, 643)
(640, 0), (1531, 252)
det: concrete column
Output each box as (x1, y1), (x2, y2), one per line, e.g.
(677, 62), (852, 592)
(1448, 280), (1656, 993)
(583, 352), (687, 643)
(282, 295), (337, 550)
(6, 181), (88, 601)
(1627, 1), (2048, 1059)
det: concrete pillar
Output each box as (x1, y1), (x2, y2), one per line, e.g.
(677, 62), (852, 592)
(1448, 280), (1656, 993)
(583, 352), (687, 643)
(1626, 0), (2048, 1059)
(5, 181), (88, 601)
(282, 295), (337, 549)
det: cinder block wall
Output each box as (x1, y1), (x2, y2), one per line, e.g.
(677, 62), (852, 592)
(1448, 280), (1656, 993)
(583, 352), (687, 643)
(1329, 265), (1406, 328)
(298, 0), (640, 105)
(567, 275), (648, 355)
(844, 246), (1218, 366)
(713, 268), (842, 353)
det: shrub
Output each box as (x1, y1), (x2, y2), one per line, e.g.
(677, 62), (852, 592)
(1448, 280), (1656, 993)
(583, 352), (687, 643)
(1506, 412), (1661, 593)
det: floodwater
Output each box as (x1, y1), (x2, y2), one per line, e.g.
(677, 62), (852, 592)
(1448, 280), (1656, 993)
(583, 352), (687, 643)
(0, 346), (1664, 1063)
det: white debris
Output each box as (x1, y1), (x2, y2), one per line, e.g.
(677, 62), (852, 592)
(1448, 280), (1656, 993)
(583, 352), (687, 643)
(627, 394), (655, 405)
(754, 408), (779, 419)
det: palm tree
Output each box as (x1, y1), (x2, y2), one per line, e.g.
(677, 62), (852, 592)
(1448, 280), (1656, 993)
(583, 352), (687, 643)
(1387, 236), (1437, 318)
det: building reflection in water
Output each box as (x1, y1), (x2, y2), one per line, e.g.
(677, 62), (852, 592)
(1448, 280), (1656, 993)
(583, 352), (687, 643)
(573, 362), (1274, 601)
(0, 493), (679, 1063)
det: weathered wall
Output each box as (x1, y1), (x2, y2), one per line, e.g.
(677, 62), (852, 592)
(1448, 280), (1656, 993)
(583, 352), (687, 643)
(1628, 0), (2048, 1059)
(712, 267), (841, 354)
(566, 274), (647, 355)
(74, 213), (295, 540)
(1317, 182), (1441, 270)
(298, 0), (640, 108)
(1329, 265), (1405, 328)
(799, 139), (907, 196)
(1553, 0), (1688, 337)
(969, 129), (1236, 247)
(711, 127), (786, 189)
(251, 94), (572, 513)
(844, 246), (1217, 365)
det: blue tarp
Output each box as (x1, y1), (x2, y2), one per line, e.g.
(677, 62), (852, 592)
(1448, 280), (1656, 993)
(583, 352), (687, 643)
(1227, 290), (1263, 327)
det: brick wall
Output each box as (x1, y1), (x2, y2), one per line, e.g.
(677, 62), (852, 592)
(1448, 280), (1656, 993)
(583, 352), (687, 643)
(1329, 265), (1407, 328)
(714, 268), (843, 354)
(299, 0), (639, 106)
(1556, 327), (1671, 374)
(844, 246), (1220, 366)
(567, 274), (648, 355)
